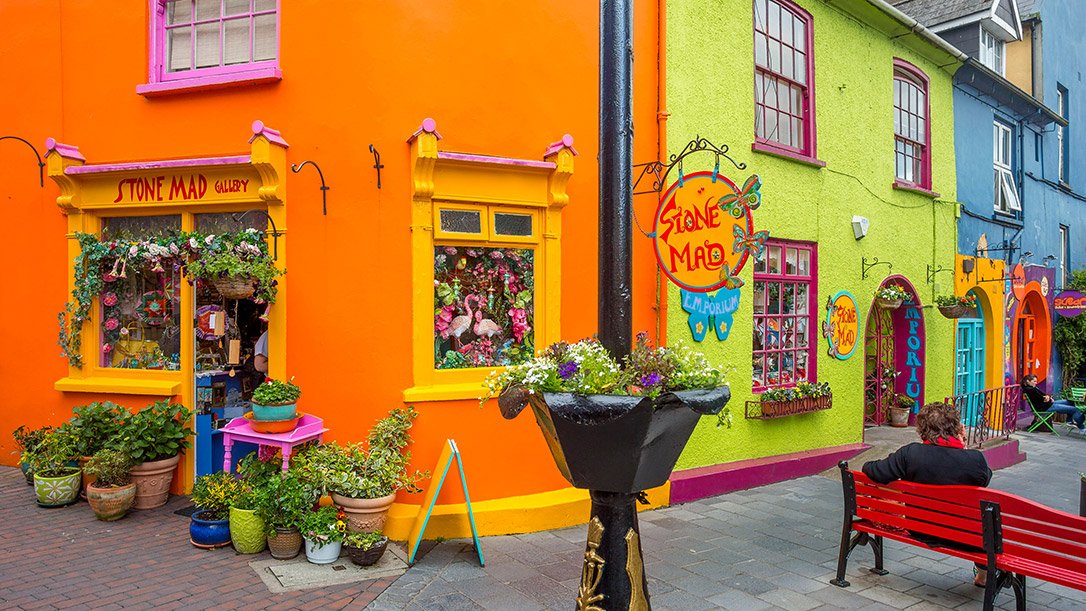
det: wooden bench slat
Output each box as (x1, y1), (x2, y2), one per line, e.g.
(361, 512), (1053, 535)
(1001, 512), (1086, 545)
(856, 508), (985, 549)
(988, 492), (1086, 535)
(855, 482), (981, 518)
(1001, 519), (1086, 559)
(853, 519), (987, 563)
(858, 496), (983, 543)
(999, 553), (1086, 590)
(1001, 540), (1086, 575)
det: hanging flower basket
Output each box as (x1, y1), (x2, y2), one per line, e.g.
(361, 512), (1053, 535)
(212, 276), (256, 300)
(875, 297), (903, 310)
(938, 304), (977, 319)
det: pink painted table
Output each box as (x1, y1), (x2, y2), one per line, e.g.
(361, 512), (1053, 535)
(220, 413), (328, 472)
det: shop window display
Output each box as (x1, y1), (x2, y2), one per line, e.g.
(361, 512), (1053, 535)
(752, 240), (815, 390)
(433, 246), (534, 369)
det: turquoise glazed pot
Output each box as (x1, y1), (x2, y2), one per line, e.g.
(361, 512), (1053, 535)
(251, 402), (297, 421)
(190, 509), (231, 548)
(33, 468), (81, 507)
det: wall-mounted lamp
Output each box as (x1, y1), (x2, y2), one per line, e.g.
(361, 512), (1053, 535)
(1021, 251), (1034, 262)
(851, 215), (869, 240)
(1043, 255), (1057, 264)
(961, 258), (976, 274)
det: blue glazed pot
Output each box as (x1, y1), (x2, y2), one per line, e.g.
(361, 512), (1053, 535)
(19, 460), (32, 485)
(190, 509), (231, 548)
(251, 402), (297, 421)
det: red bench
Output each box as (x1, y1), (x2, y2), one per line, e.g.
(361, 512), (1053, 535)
(832, 462), (1086, 610)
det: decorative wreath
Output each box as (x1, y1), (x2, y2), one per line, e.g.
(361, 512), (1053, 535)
(195, 304), (227, 341)
(140, 290), (170, 325)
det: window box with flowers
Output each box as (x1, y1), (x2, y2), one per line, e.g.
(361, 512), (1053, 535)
(747, 381), (832, 419)
(935, 294), (978, 319)
(874, 284), (910, 310)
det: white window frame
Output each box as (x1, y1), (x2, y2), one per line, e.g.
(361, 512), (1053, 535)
(993, 121), (1020, 213)
(1060, 225), (1069, 287)
(1057, 86), (1068, 183)
(980, 27), (1005, 76)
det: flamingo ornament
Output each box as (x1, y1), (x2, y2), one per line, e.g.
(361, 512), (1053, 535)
(473, 309), (503, 339)
(447, 295), (477, 347)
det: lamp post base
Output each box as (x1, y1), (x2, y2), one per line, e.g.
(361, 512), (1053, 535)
(577, 490), (650, 610)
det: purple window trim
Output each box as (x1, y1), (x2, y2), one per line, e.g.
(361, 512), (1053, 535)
(752, 0), (817, 159)
(751, 141), (826, 168)
(136, 66), (281, 96)
(66, 155), (252, 175)
(892, 58), (932, 191)
(143, 0), (280, 89)
(752, 239), (818, 393)
(437, 151), (556, 170)
(891, 180), (940, 199)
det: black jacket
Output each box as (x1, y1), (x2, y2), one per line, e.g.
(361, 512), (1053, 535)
(1022, 384), (1052, 411)
(862, 442), (992, 487)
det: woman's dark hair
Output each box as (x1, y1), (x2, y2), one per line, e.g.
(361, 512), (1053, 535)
(1022, 374), (1039, 385)
(916, 402), (961, 444)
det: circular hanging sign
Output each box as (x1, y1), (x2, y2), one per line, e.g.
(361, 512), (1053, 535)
(1010, 263), (1026, 301)
(652, 171), (765, 293)
(824, 291), (859, 360)
(1055, 290), (1086, 317)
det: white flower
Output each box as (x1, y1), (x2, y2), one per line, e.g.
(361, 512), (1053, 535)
(205, 234), (216, 245)
(189, 237), (200, 249)
(129, 245), (138, 257)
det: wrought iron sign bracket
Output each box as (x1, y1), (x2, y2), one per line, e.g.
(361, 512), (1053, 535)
(0, 135), (46, 187)
(232, 209), (282, 260)
(632, 136), (747, 197)
(368, 144), (384, 189)
(861, 256), (893, 280)
(926, 264), (952, 284)
(290, 160), (330, 215)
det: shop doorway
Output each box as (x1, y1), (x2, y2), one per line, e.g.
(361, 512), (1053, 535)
(1011, 285), (1051, 386)
(863, 276), (926, 427)
(955, 292), (985, 396)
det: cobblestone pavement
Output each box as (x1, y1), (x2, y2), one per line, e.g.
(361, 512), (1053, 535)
(1, 430), (1082, 610)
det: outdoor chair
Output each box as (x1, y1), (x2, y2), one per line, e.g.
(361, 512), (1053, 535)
(1023, 393), (1059, 435)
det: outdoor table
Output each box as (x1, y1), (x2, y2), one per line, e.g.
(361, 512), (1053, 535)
(220, 413), (328, 472)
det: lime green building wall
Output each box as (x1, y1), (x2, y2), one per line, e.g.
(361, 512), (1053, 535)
(667, 0), (961, 469)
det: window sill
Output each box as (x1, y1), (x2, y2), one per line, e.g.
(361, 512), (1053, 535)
(403, 382), (486, 403)
(751, 142), (825, 168)
(892, 181), (940, 198)
(991, 210), (1024, 226)
(55, 376), (182, 396)
(137, 67), (282, 97)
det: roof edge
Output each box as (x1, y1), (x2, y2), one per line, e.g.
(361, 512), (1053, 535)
(865, 0), (970, 68)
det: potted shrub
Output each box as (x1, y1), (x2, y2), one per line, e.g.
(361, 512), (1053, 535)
(250, 377), (301, 422)
(184, 230), (284, 302)
(888, 393), (915, 427)
(936, 293), (978, 319)
(84, 448), (136, 521)
(308, 407), (430, 533)
(190, 472), (242, 549)
(874, 284), (909, 309)
(299, 505), (347, 564)
(111, 400), (194, 509)
(64, 401), (128, 497)
(27, 429), (81, 507)
(343, 531), (389, 567)
(757, 381), (832, 418)
(229, 482), (268, 554)
(12, 425), (53, 485)
(255, 471), (314, 559)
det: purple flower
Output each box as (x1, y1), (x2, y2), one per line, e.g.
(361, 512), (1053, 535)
(640, 372), (662, 386)
(558, 361), (579, 380)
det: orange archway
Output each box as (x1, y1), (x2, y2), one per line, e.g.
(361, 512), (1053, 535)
(1011, 282), (1052, 385)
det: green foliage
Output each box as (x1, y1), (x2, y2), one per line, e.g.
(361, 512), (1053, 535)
(251, 377), (301, 405)
(875, 284), (910, 301)
(254, 471), (315, 535)
(110, 400), (193, 464)
(84, 448), (133, 488)
(759, 381), (832, 403)
(298, 505), (346, 548)
(935, 293), (977, 308)
(185, 232), (285, 304)
(65, 401), (128, 457)
(896, 393), (916, 409)
(25, 429), (79, 478)
(343, 531), (385, 550)
(192, 472), (244, 520)
(1055, 270), (1086, 387)
(12, 425), (53, 456)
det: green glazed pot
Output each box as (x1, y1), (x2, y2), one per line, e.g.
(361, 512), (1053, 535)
(229, 507), (267, 554)
(33, 468), (82, 507)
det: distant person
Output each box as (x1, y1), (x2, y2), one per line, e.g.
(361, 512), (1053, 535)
(862, 402), (992, 587)
(254, 329), (268, 374)
(1021, 374), (1085, 432)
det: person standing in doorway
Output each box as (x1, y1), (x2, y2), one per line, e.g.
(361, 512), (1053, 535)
(254, 327), (268, 374)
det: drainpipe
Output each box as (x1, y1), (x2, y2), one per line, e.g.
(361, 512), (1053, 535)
(599, 0), (634, 360)
(655, 0), (669, 346)
(1030, 19), (1043, 101)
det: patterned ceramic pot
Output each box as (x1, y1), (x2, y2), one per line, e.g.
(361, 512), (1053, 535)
(86, 483), (137, 521)
(33, 468), (82, 507)
(190, 509), (231, 548)
(304, 538), (342, 564)
(268, 527), (303, 559)
(229, 507), (267, 554)
(129, 454), (180, 510)
(332, 492), (396, 533)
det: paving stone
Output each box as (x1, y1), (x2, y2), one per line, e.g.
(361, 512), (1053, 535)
(707, 588), (777, 610)
(758, 586), (823, 610)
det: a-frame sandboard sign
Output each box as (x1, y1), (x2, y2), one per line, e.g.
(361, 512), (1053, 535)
(406, 439), (484, 566)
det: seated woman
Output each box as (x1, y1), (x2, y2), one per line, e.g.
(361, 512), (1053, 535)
(862, 402), (992, 587)
(1021, 374), (1085, 432)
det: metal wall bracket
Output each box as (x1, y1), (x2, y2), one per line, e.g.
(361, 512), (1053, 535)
(632, 136), (747, 197)
(0, 135), (45, 187)
(369, 144), (384, 189)
(862, 256), (893, 280)
(290, 160), (330, 215)
(232, 209), (282, 260)
(926, 264), (951, 284)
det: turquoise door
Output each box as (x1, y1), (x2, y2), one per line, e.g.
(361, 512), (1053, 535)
(955, 316), (985, 396)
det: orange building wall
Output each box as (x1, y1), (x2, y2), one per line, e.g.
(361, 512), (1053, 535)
(1005, 21), (1034, 96)
(0, 0), (662, 511)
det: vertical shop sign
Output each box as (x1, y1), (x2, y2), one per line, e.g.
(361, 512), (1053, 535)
(823, 291), (859, 359)
(903, 306), (924, 402)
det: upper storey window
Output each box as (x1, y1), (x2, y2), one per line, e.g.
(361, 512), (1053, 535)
(893, 61), (931, 191)
(753, 0), (816, 160)
(979, 28), (1005, 76)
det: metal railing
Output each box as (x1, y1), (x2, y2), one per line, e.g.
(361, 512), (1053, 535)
(945, 385), (1021, 448)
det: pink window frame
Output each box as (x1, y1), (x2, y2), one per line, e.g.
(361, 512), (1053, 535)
(892, 58), (932, 192)
(137, 0), (282, 96)
(752, 0), (818, 162)
(752, 239), (818, 392)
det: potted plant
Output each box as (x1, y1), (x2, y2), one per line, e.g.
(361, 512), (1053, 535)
(250, 377), (301, 422)
(63, 401), (128, 497)
(27, 429), (81, 507)
(190, 471), (243, 548)
(757, 381), (832, 418)
(184, 230), (284, 302)
(12, 424), (53, 485)
(229, 479), (268, 554)
(299, 504), (347, 564)
(84, 448), (136, 521)
(936, 294), (978, 319)
(308, 407), (430, 533)
(111, 400), (194, 509)
(343, 531), (389, 567)
(888, 393), (915, 427)
(255, 471), (314, 559)
(874, 284), (909, 309)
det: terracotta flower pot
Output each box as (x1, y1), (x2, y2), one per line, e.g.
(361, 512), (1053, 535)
(33, 468), (82, 507)
(344, 536), (389, 567)
(268, 527), (303, 559)
(86, 483), (136, 521)
(229, 507), (267, 554)
(332, 492), (396, 533)
(78, 456), (98, 501)
(129, 454), (180, 510)
(888, 406), (911, 427)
